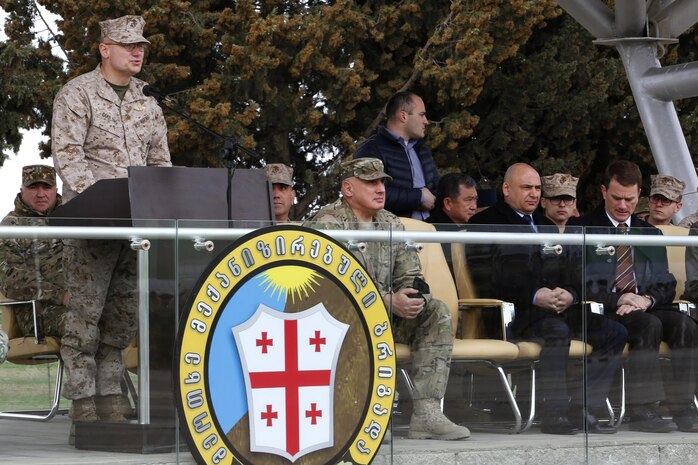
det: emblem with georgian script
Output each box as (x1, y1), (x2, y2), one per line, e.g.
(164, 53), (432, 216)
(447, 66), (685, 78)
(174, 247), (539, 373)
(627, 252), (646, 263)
(175, 225), (395, 465)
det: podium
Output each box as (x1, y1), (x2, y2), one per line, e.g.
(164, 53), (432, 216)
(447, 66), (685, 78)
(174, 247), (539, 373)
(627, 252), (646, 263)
(52, 166), (273, 223)
(51, 166), (273, 453)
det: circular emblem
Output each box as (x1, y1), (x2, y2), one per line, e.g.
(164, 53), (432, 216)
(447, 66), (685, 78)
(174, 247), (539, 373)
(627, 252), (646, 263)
(175, 225), (395, 465)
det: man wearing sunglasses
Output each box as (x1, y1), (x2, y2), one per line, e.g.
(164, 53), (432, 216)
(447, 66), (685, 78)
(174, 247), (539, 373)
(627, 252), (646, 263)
(51, 15), (171, 436)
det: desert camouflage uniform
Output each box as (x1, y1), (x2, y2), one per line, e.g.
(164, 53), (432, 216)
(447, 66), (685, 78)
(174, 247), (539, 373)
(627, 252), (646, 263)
(51, 65), (171, 202)
(308, 199), (453, 400)
(679, 212), (698, 228)
(51, 64), (171, 400)
(0, 192), (66, 337)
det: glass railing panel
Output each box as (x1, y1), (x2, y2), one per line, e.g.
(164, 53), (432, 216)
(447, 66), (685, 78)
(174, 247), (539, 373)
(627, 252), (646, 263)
(0, 217), (181, 460)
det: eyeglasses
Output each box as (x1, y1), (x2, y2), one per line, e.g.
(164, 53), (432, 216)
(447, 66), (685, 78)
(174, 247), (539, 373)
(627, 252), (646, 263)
(545, 196), (575, 206)
(103, 42), (148, 52)
(648, 195), (676, 206)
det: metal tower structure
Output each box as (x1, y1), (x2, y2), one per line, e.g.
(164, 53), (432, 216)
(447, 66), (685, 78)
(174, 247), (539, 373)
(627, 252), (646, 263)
(559, 0), (698, 221)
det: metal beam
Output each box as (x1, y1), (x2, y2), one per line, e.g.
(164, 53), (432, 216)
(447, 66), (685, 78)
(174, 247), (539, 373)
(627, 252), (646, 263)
(558, 0), (615, 38)
(616, 42), (698, 222)
(643, 61), (698, 101)
(652, 0), (698, 37)
(615, 0), (647, 36)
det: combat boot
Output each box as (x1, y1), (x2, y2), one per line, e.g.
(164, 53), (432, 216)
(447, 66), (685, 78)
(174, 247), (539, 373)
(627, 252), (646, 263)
(69, 397), (99, 445)
(95, 394), (129, 422)
(408, 399), (470, 440)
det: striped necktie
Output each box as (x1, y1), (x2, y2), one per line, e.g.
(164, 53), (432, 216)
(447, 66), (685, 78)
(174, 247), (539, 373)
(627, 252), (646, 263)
(614, 222), (637, 294)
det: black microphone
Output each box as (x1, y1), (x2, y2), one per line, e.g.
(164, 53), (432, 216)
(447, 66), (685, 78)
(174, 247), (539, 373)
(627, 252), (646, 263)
(142, 85), (171, 103)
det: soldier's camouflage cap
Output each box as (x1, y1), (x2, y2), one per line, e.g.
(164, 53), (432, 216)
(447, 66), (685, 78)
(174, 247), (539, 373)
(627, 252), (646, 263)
(264, 163), (293, 186)
(22, 164), (56, 188)
(340, 158), (392, 181)
(542, 173), (578, 198)
(100, 15), (150, 45)
(650, 174), (685, 201)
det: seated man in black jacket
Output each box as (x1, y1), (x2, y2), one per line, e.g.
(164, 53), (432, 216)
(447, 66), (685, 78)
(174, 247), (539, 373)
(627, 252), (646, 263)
(468, 163), (627, 435)
(427, 173), (478, 275)
(571, 160), (698, 433)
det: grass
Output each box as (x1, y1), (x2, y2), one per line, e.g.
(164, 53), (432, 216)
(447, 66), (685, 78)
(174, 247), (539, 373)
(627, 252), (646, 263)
(1, 306), (138, 413)
(0, 361), (68, 411)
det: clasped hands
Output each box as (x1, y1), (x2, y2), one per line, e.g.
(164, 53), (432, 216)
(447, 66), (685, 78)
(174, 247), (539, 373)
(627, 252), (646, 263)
(536, 287), (574, 314)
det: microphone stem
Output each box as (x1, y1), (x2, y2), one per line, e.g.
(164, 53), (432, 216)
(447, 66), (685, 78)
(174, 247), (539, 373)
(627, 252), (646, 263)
(153, 98), (260, 164)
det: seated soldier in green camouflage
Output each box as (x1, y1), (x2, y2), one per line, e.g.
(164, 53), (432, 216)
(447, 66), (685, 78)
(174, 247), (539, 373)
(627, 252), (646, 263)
(0, 165), (68, 338)
(306, 158), (470, 440)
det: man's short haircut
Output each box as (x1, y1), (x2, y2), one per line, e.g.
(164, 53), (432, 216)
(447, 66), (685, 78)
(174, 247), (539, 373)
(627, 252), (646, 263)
(603, 160), (642, 188)
(435, 173), (477, 210)
(385, 91), (418, 120)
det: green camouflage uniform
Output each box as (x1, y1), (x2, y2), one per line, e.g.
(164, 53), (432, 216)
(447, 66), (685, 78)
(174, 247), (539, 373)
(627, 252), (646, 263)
(51, 60), (171, 400)
(0, 187), (66, 338)
(307, 198), (454, 400)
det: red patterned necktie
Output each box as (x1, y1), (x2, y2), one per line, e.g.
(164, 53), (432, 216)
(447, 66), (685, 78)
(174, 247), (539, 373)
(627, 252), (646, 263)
(614, 222), (637, 293)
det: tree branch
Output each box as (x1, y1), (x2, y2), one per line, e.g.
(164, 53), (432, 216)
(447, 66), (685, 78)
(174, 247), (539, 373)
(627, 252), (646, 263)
(362, 7), (457, 139)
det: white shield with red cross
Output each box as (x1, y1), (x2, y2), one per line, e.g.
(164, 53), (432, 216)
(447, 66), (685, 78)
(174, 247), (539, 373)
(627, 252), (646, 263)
(233, 303), (349, 462)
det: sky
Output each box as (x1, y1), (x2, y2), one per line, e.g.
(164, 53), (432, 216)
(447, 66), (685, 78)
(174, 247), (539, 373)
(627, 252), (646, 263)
(0, 7), (63, 215)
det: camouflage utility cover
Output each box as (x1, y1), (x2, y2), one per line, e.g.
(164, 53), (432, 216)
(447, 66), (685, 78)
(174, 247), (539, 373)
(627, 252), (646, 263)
(22, 165), (56, 187)
(650, 174), (686, 202)
(100, 15), (150, 44)
(541, 173), (578, 198)
(265, 163), (293, 186)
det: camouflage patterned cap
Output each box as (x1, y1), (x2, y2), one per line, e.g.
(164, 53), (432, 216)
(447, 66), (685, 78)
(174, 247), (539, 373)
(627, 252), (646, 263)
(542, 173), (578, 198)
(22, 164), (56, 188)
(650, 174), (685, 201)
(264, 163), (293, 186)
(100, 15), (150, 45)
(340, 158), (392, 181)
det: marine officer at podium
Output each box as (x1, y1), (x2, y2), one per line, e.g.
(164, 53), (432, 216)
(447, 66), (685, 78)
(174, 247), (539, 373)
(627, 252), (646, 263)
(50, 14), (171, 435)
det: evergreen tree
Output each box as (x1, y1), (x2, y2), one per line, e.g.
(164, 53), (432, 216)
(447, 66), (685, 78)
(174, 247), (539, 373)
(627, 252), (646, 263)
(0, 0), (559, 217)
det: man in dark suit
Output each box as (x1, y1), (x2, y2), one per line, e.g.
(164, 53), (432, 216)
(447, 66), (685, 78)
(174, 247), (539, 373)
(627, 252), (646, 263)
(427, 173), (478, 275)
(468, 163), (627, 435)
(572, 160), (698, 433)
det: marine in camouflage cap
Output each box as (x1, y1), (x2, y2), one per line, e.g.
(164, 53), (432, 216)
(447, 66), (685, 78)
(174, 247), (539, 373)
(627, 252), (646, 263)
(307, 161), (469, 439)
(264, 163), (293, 186)
(100, 15), (150, 44)
(339, 158), (392, 182)
(264, 163), (296, 222)
(540, 173), (578, 229)
(22, 164), (56, 188)
(648, 174), (685, 226)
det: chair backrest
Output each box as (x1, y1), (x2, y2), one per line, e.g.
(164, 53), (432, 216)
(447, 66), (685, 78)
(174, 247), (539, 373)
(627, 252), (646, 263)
(656, 224), (688, 299)
(399, 218), (459, 334)
(1, 301), (22, 340)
